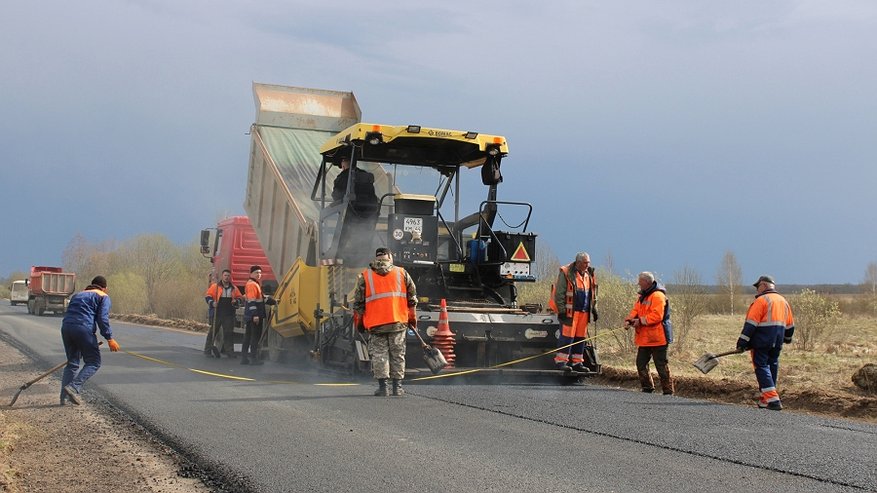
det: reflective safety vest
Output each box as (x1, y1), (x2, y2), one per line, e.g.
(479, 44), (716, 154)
(549, 265), (594, 319)
(362, 267), (410, 329)
(739, 291), (795, 349)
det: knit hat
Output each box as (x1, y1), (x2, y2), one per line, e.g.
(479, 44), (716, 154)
(91, 276), (107, 289)
(250, 265), (262, 274)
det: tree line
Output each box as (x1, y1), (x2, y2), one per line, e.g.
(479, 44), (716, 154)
(57, 233), (209, 321)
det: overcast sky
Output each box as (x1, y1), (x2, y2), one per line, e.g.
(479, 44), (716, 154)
(2, 1), (875, 284)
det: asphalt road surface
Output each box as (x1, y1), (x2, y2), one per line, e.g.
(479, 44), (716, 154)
(1, 303), (875, 493)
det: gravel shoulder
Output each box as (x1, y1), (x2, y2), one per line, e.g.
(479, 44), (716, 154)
(0, 340), (212, 493)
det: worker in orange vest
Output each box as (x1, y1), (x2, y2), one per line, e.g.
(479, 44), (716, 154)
(204, 269), (243, 358)
(736, 275), (795, 411)
(550, 252), (597, 372)
(625, 271), (673, 395)
(242, 265), (266, 365)
(353, 247), (418, 397)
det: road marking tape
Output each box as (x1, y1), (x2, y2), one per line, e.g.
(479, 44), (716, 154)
(410, 327), (626, 382)
(189, 369), (255, 381)
(126, 351), (181, 367)
(124, 350), (355, 385)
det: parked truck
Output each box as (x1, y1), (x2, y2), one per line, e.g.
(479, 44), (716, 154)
(243, 83), (599, 376)
(27, 266), (76, 316)
(200, 215), (277, 333)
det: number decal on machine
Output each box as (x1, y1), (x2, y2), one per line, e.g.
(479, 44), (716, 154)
(403, 217), (423, 233)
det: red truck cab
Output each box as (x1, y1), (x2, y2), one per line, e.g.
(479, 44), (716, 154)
(201, 216), (277, 296)
(200, 216), (277, 332)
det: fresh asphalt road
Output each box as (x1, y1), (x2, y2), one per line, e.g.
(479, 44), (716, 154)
(1, 303), (875, 493)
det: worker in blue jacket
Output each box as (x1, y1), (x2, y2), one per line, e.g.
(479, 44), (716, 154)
(60, 276), (120, 405)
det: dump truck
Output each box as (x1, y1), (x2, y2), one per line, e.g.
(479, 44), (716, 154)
(244, 83), (599, 376)
(27, 266), (76, 316)
(199, 215), (278, 334)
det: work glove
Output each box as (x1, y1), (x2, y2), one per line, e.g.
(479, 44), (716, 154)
(591, 308), (599, 322)
(735, 338), (749, 352)
(407, 307), (417, 329)
(353, 312), (365, 332)
(557, 314), (571, 326)
(107, 339), (121, 352)
(265, 296), (277, 306)
(207, 299), (214, 308)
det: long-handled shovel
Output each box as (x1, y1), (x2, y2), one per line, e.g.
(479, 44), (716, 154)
(8, 341), (102, 407)
(8, 361), (67, 407)
(410, 324), (448, 375)
(693, 348), (745, 374)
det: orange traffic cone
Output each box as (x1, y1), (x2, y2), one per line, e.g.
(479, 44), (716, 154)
(432, 299), (456, 368)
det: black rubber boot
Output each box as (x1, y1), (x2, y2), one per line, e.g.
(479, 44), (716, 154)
(391, 379), (404, 397)
(656, 363), (674, 395)
(374, 379), (389, 396)
(638, 369), (655, 393)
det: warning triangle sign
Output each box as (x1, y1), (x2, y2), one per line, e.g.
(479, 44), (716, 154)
(510, 242), (530, 262)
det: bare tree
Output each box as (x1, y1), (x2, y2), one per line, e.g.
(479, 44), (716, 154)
(671, 265), (708, 350)
(716, 251), (742, 314)
(124, 234), (184, 313)
(531, 243), (560, 281)
(865, 262), (877, 296)
(62, 234), (91, 274)
(603, 251), (615, 276)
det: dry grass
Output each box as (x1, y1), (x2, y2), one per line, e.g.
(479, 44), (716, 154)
(592, 314), (877, 421)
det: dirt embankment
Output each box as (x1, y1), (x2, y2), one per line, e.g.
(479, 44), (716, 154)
(113, 313), (209, 332)
(595, 367), (877, 422)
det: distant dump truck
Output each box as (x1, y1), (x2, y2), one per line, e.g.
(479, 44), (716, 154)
(10, 280), (28, 306)
(27, 266), (76, 316)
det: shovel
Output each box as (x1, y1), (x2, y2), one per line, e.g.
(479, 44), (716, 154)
(410, 324), (448, 375)
(8, 341), (103, 407)
(693, 348), (745, 374)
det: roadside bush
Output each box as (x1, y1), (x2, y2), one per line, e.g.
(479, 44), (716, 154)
(793, 288), (842, 351)
(150, 276), (205, 320)
(670, 266), (708, 351)
(594, 272), (638, 353)
(106, 272), (148, 314)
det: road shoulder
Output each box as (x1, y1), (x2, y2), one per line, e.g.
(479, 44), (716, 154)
(0, 340), (212, 493)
